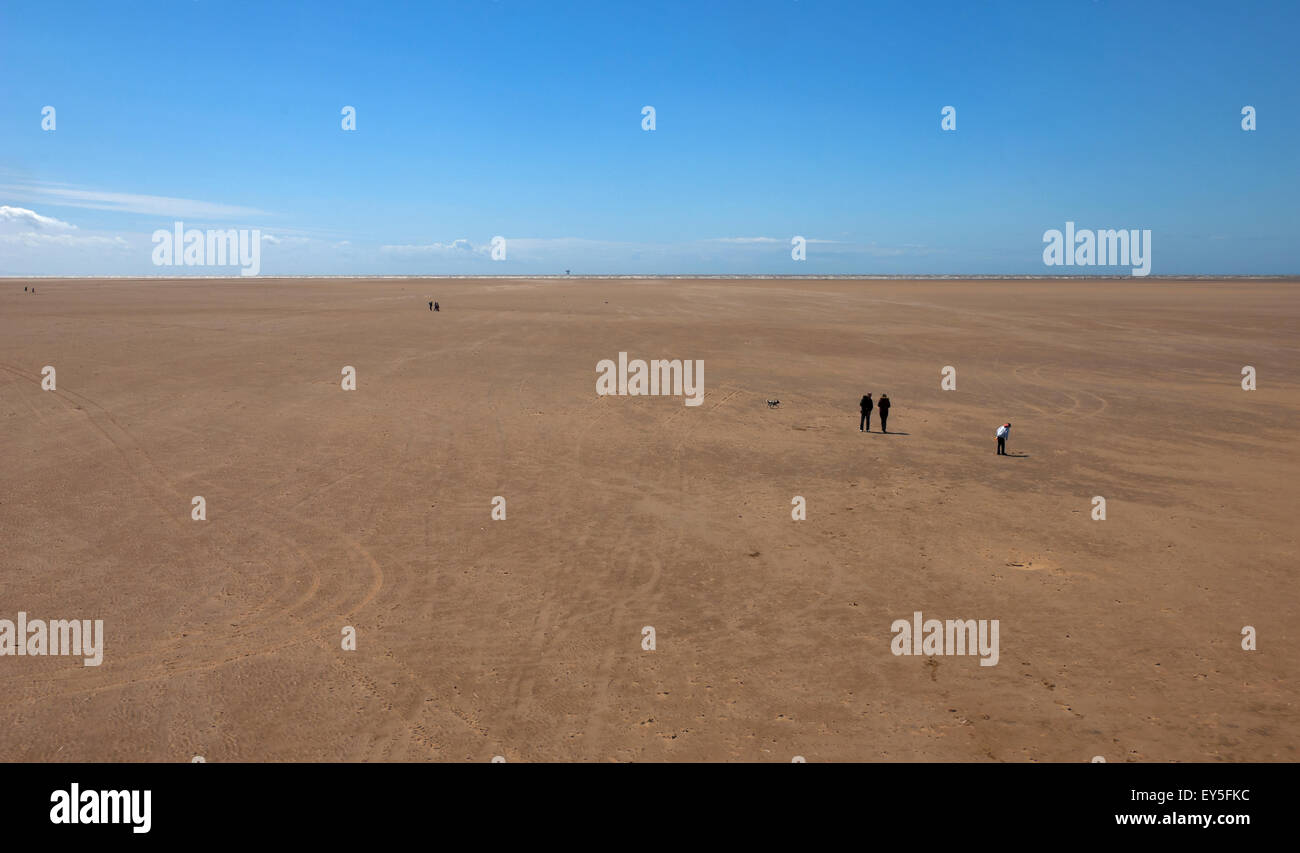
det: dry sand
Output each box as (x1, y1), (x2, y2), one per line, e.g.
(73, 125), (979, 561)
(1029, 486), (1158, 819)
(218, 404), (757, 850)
(1, 277), (1296, 762)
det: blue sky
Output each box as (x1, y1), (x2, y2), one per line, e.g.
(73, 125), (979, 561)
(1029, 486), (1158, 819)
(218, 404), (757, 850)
(1, 0), (1296, 276)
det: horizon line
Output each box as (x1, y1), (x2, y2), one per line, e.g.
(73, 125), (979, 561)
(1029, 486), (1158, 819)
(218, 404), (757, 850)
(5, 274), (1299, 281)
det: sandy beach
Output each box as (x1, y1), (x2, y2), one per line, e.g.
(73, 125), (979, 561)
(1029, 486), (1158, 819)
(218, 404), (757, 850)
(1, 276), (1295, 761)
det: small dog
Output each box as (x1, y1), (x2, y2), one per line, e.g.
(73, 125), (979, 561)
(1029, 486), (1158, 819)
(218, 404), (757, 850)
(766, 399), (780, 408)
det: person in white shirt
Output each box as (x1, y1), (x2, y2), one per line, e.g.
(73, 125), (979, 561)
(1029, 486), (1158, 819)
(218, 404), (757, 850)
(996, 422), (1011, 455)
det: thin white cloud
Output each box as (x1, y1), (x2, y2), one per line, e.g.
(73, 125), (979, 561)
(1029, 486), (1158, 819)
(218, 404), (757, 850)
(380, 239), (487, 255)
(0, 206), (128, 254)
(709, 236), (842, 244)
(707, 237), (938, 256)
(259, 234), (320, 247)
(0, 205), (77, 232)
(0, 181), (269, 219)
(0, 232), (128, 249)
(0, 222), (945, 276)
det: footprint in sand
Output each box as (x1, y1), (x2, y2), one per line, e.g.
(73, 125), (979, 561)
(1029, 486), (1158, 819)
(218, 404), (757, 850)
(1005, 553), (1061, 572)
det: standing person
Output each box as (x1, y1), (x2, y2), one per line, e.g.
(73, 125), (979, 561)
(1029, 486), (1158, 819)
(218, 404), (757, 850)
(433, 301), (439, 312)
(878, 394), (891, 433)
(859, 394), (873, 431)
(428, 301), (433, 311)
(996, 422), (1011, 455)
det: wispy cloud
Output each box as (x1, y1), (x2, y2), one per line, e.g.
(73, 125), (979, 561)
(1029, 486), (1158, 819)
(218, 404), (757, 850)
(380, 239), (488, 256)
(0, 206), (128, 250)
(0, 205), (77, 232)
(704, 237), (936, 256)
(709, 236), (842, 244)
(0, 181), (269, 219)
(0, 231), (129, 249)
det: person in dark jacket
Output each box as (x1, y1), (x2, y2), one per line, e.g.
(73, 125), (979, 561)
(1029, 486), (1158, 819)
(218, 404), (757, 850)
(878, 394), (891, 432)
(859, 394), (873, 431)
(433, 301), (439, 312)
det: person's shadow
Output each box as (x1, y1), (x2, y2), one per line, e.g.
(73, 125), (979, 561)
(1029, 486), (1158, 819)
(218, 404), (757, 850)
(1005, 452), (1029, 457)
(879, 431), (910, 435)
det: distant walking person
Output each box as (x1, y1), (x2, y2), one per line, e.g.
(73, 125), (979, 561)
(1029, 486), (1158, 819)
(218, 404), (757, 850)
(429, 301), (433, 311)
(859, 394), (873, 431)
(433, 301), (439, 312)
(996, 422), (1011, 455)
(878, 394), (891, 432)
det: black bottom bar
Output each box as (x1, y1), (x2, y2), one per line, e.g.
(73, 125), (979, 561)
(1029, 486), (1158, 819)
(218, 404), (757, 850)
(2, 762), (1285, 840)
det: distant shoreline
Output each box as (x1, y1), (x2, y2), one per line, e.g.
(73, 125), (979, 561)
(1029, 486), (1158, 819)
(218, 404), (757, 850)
(4, 274), (1299, 281)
